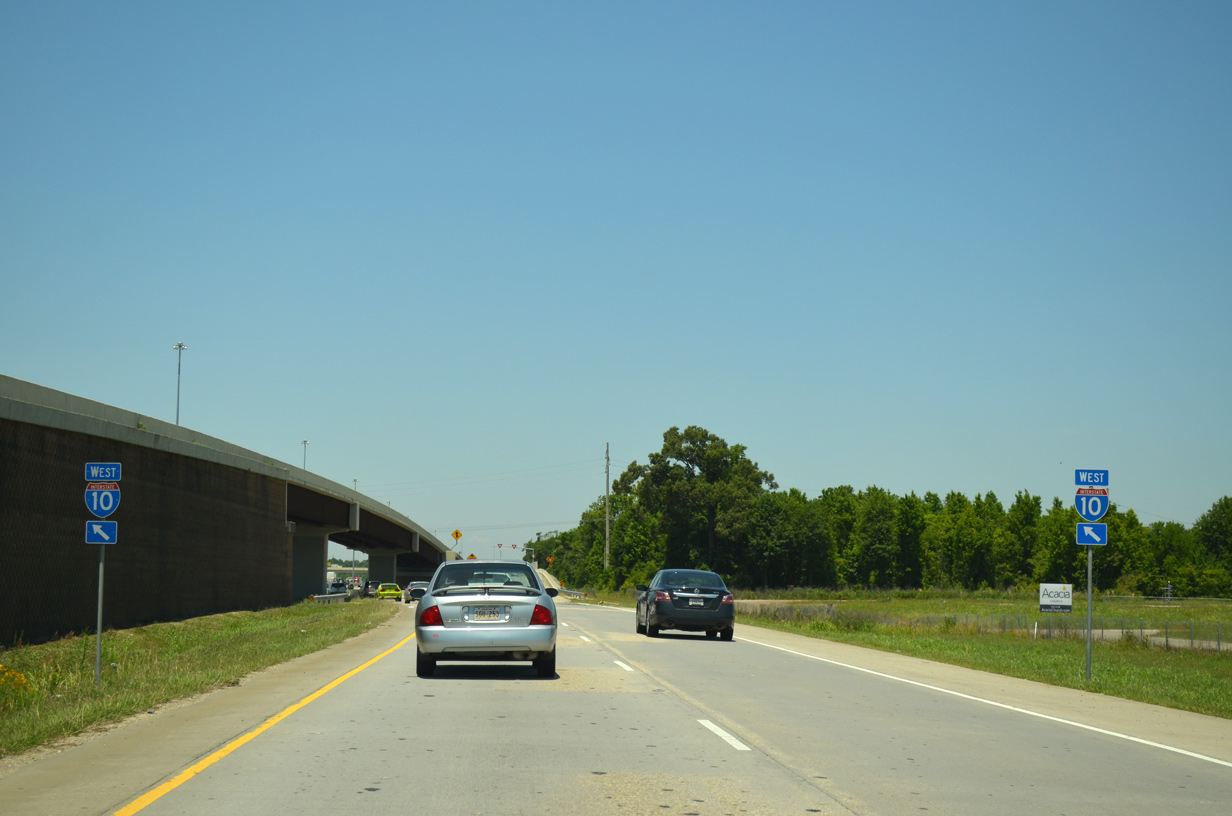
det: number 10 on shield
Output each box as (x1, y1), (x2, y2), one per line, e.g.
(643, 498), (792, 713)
(1075, 488), (1108, 522)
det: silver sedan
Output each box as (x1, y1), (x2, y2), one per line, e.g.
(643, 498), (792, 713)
(410, 560), (559, 677)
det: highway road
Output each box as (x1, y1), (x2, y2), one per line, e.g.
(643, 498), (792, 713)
(2, 600), (1229, 815)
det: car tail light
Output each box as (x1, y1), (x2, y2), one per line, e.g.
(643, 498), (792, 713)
(530, 604), (554, 625)
(721, 593), (734, 605)
(418, 605), (443, 626)
(654, 590), (671, 602)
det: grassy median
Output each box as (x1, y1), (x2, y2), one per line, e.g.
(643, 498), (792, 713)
(0, 598), (402, 759)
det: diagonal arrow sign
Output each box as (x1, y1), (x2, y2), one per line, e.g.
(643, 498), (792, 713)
(91, 523), (112, 541)
(1082, 525), (1102, 543)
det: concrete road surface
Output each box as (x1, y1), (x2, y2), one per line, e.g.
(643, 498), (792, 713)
(1, 601), (1229, 815)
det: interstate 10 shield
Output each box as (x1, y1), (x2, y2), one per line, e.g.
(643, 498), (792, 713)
(85, 481), (121, 518)
(1074, 487), (1108, 522)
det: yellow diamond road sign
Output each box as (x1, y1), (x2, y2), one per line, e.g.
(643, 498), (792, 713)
(467, 553), (477, 560)
(452, 529), (462, 541)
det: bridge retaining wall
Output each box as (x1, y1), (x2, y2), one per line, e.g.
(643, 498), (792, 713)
(1, 417), (291, 645)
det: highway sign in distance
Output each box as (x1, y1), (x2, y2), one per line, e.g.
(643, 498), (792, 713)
(1074, 487), (1108, 522)
(86, 520), (117, 544)
(1076, 523), (1108, 546)
(85, 482), (121, 519)
(452, 530), (462, 541)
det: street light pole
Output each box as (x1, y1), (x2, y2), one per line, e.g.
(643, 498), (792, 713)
(605, 442), (610, 571)
(301, 440), (309, 469)
(172, 342), (187, 424)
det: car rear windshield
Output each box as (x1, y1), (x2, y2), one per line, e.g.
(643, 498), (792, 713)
(432, 564), (540, 591)
(656, 570), (726, 589)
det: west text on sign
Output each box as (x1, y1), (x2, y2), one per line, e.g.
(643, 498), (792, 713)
(85, 462), (122, 481)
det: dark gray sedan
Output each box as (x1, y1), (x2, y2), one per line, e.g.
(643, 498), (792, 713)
(635, 568), (735, 640)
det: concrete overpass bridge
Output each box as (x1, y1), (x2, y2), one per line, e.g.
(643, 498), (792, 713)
(0, 374), (452, 645)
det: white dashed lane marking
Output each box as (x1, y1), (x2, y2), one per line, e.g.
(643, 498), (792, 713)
(699, 720), (751, 751)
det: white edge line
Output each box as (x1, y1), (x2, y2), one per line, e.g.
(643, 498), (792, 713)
(579, 635), (591, 642)
(613, 660), (634, 672)
(738, 636), (1232, 769)
(698, 719), (751, 751)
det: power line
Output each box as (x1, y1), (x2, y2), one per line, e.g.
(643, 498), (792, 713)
(363, 458), (605, 493)
(435, 519), (577, 533)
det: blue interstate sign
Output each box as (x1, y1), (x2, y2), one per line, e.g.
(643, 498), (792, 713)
(1074, 469), (1108, 486)
(1076, 523), (1108, 546)
(85, 462), (122, 481)
(85, 482), (121, 519)
(1075, 487), (1109, 522)
(86, 520), (117, 544)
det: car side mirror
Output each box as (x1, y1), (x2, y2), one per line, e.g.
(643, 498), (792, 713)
(545, 587), (559, 597)
(409, 587), (426, 600)
(635, 585), (649, 592)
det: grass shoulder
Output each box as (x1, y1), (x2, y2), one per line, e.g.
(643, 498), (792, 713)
(0, 598), (402, 759)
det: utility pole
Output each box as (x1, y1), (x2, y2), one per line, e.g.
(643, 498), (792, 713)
(301, 440), (309, 469)
(604, 442), (610, 571)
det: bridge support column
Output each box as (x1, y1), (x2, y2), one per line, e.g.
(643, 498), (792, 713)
(368, 553), (397, 584)
(291, 531), (329, 600)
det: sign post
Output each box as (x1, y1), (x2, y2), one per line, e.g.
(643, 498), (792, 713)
(85, 463), (121, 685)
(1074, 470), (1109, 681)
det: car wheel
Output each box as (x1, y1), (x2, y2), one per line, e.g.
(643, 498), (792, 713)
(534, 648), (556, 678)
(720, 626), (734, 641)
(705, 629), (718, 639)
(416, 648), (435, 678)
(635, 607), (646, 634)
(647, 621), (660, 637)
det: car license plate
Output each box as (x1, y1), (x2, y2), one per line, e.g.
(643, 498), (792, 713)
(689, 598), (704, 607)
(472, 606), (501, 621)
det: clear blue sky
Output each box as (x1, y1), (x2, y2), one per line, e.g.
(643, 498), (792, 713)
(3, 2), (1229, 560)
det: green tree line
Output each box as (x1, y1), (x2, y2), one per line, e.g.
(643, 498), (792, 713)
(532, 426), (1232, 597)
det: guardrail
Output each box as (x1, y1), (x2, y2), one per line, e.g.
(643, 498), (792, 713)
(558, 588), (593, 599)
(311, 591), (354, 604)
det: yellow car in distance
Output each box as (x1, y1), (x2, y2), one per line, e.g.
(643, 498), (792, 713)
(375, 583), (402, 600)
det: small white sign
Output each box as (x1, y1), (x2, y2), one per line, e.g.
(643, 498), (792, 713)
(1040, 583), (1072, 613)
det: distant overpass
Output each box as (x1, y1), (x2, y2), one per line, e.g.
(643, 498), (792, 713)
(0, 374), (451, 645)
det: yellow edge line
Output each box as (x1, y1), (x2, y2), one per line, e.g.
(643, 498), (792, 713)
(111, 632), (416, 816)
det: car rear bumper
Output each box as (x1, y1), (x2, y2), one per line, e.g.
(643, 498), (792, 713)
(649, 602), (734, 631)
(416, 625), (557, 658)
